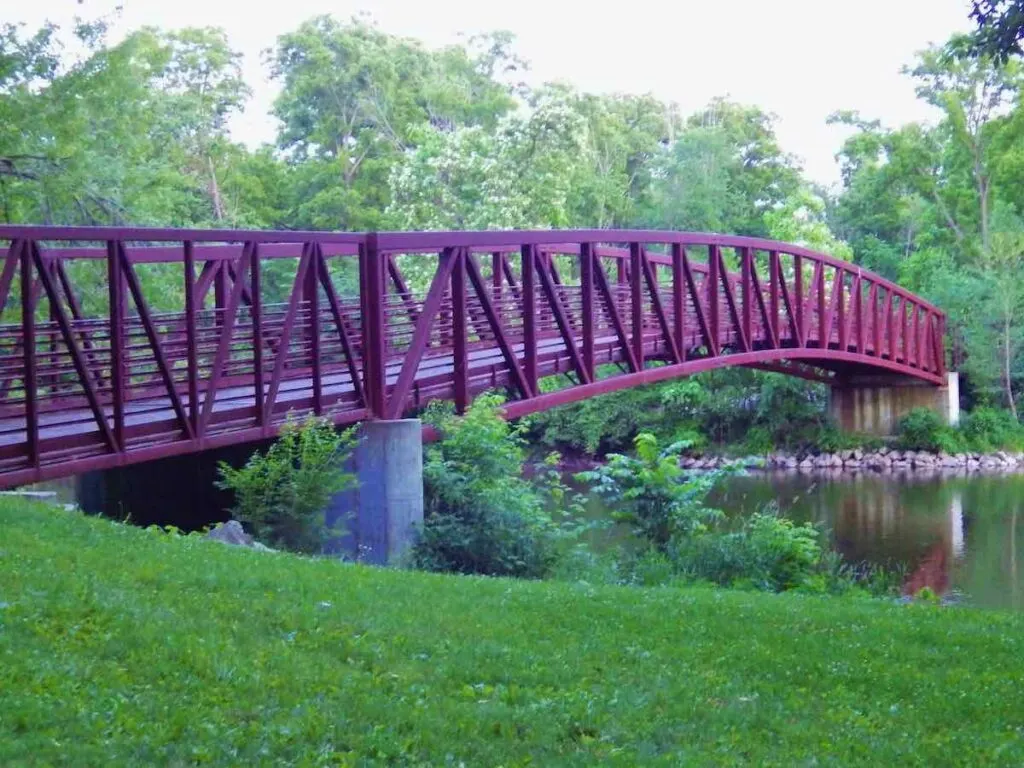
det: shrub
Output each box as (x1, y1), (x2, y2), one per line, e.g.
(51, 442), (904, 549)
(742, 426), (774, 456)
(815, 423), (850, 454)
(896, 407), (946, 451)
(576, 432), (724, 551)
(574, 432), (902, 596)
(216, 416), (355, 553)
(414, 395), (575, 579)
(935, 426), (969, 454)
(816, 550), (906, 597)
(960, 407), (1024, 451)
(755, 374), (829, 448)
(812, 424), (884, 454)
(669, 512), (822, 592)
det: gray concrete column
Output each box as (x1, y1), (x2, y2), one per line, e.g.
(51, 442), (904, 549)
(329, 419), (423, 565)
(946, 372), (961, 427)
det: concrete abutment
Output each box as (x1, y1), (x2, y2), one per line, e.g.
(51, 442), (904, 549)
(829, 372), (960, 436)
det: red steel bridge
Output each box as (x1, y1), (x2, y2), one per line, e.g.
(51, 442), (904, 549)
(0, 226), (946, 489)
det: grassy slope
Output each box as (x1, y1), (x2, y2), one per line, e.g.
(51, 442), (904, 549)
(2, 501), (1024, 766)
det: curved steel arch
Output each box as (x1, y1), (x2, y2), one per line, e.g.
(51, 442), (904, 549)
(0, 226), (945, 487)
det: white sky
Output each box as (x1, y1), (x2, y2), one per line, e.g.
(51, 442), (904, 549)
(7, 0), (974, 187)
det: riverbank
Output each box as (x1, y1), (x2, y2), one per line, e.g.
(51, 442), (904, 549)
(684, 447), (1024, 473)
(4, 498), (1024, 764)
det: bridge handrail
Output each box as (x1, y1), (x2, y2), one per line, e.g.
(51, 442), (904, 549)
(0, 225), (942, 317)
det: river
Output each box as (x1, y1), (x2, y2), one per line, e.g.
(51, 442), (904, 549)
(576, 469), (1024, 611)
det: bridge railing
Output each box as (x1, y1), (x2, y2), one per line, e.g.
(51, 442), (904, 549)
(0, 226), (945, 486)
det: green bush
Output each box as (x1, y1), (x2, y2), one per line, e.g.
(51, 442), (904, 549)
(755, 374), (829, 448)
(576, 432), (724, 551)
(575, 433), (901, 596)
(896, 407), (946, 451)
(814, 423), (850, 453)
(935, 426), (969, 454)
(527, 369), (831, 457)
(812, 423), (884, 454)
(741, 426), (774, 455)
(669, 512), (822, 592)
(414, 395), (576, 579)
(215, 416), (355, 553)
(960, 407), (1024, 451)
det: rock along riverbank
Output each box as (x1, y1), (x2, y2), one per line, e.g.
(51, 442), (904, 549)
(683, 447), (1024, 474)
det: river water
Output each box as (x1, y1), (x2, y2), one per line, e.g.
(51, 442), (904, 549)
(576, 470), (1024, 611)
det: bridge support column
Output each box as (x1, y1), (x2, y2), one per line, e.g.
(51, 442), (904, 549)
(329, 419), (423, 565)
(828, 372), (960, 436)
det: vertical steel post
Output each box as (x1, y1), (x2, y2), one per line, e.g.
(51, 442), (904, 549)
(107, 240), (125, 450)
(19, 241), (38, 467)
(251, 243), (264, 425)
(581, 242), (595, 380)
(521, 244), (537, 393)
(707, 245), (720, 351)
(359, 234), (386, 418)
(672, 244), (686, 362)
(630, 242), (645, 368)
(769, 250), (780, 346)
(452, 249), (468, 413)
(308, 243), (322, 414)
(183, 241), (200, 435)
(740, 247), (752, 347)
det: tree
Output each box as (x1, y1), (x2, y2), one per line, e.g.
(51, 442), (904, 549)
(643, 127), (736, 232)
(907, 37), (1024, 254)
(567, 90), (679, 228)
(269, 15), (515, 230)
(964, 205), (1024, 416)
(0, 18), (259, 227)
(971, 1), (1024, 61)
(832, 33), (1024, 412)
(684, 99), (802, 236)
(387, 88), (586, 233)
(765, 188), (853, 261)
(152, 27), (251, 222)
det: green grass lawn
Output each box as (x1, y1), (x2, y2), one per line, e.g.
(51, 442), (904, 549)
(3, 500), (1024, 766)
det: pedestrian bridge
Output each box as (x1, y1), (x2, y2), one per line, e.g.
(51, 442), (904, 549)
(0, 226), (947, 488)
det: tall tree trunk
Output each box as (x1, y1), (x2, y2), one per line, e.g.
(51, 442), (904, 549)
(207, 155), (225, 222)
(979, 173), (991, 254)
(1004, 313), (1018, 420)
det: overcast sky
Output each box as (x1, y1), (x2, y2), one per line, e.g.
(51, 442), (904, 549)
(11, 0), (974, 187)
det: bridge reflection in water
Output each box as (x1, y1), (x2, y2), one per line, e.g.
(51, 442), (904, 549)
(711, 472), (1024, 610)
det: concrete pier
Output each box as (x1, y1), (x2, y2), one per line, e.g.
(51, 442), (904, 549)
(329, 419), (424, 565)
(829, 372), (960, 436)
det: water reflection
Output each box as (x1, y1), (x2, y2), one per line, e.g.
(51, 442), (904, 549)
(708, 472), (1024, 610)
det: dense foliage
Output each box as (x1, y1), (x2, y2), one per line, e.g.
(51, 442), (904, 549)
(215, 417), (355, 553)
(576, 433), (897, 596)
(896, 405), (1024, 453)
(414, 395), (576, 578)
(971, 0), (1024, 60)
(578, 432), (722, 549)
(528, 368), (832, 457)
(830, 35), (1024, 416)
